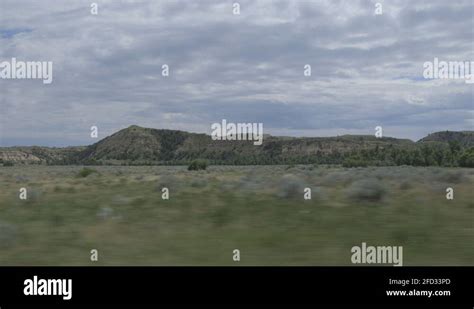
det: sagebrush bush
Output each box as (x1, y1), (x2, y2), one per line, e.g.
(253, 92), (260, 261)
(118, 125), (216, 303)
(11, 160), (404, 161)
(285, 164), (296, 170)
(0, 221), (17, 248)
(278, 174), (304, 198)
(97, 206), (114, 220)
(157, 175), (178, 190)
(190, 178), (207, 188)
(77, 167), (98, 178)
(399, 180), (412, 190)
(188, 159), (208, 171)
(345, 178), (386, 202)
(437, 170), (465, 184)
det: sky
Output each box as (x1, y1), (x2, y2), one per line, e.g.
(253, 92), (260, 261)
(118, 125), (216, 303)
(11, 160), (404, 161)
(0, 0), (473, 147)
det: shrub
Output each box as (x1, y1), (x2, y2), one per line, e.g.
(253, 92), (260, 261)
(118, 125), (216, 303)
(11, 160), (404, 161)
(278, 174), (304, 198)
(437, 170), (465, 184)
(399, 180), (412, 190)
(190, 178), (207, 188)
(188, 159), (208, 171)
(2, 161), (14, 167)
(77, 167), (98, 178)
(285, 164), (296, 170)
(27, 188), (43, 202)
(97, 207), (114, 220)
(345, 178), (386, 202)
(0, 221), (17, 248)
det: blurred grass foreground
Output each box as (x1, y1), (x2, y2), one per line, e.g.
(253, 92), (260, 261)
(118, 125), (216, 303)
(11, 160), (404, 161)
(0, 165), (473, 265)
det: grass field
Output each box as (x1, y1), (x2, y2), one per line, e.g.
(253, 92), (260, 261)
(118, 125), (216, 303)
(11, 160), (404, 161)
(0, 165), (473, 265)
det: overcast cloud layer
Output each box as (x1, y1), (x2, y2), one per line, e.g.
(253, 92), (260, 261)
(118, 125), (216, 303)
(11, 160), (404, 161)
(0, 0), (473, 146)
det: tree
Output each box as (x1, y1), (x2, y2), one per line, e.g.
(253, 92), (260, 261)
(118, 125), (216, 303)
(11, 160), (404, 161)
(459, 147), (474, 167)
(188, 159), (208, 171)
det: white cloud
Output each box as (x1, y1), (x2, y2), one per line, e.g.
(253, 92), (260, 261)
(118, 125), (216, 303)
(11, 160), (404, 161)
(0, 0), (472, 146)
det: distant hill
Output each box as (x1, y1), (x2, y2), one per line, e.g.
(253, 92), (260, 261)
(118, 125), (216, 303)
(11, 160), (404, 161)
(0, 146), (85, 165)
(1, 126), (473, 167)
(418, 131), (474, 147)
(75, 125), (416, 165)
(77, 125), (197, 162)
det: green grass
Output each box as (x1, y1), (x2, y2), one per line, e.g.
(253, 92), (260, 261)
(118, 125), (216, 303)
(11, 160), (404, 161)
(0, 165), (472, 265)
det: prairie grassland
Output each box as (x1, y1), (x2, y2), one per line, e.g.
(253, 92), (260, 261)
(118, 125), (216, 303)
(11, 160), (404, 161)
(0, 165), (473, 265)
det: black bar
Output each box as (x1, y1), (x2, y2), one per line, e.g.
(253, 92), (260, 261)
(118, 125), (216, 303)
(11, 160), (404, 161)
(0, 267), (472, 307)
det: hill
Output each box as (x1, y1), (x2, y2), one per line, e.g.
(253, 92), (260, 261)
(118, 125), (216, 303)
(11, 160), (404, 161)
(1, 127), (473, 167)
(418, 131), (474, 147)
(0, 146), (85, 165)
(74, 125), (416, 165)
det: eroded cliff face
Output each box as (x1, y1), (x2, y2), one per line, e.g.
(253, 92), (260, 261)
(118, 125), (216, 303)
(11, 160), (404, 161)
(0, 150), (42, 163)
(0, 146), (85, 165)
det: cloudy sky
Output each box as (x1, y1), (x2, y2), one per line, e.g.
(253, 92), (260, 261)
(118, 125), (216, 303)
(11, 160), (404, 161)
(0, 0), (473, 146)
